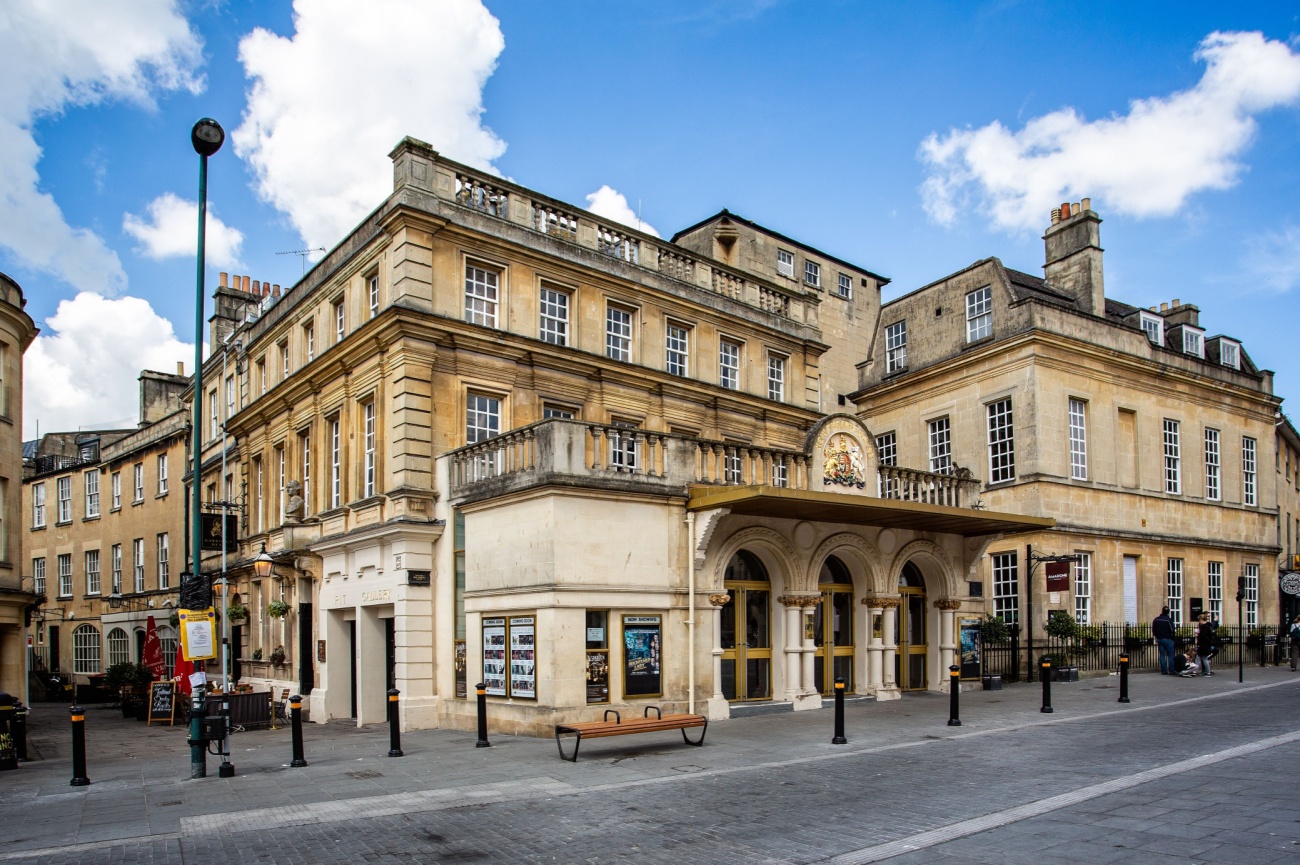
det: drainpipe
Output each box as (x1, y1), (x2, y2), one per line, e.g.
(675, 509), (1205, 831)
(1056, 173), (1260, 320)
(686, 511), (696, 714)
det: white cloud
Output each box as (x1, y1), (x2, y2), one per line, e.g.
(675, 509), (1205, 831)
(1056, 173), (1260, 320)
(0, 1), (203, 293)
(123, 193), (245, 268)
(1245, 224), (1300, 294)
(919, 31), (1300, 232)
(24, 292), (196, 438)
(232, 0), (507, 247)
(585, 186), (660, 238)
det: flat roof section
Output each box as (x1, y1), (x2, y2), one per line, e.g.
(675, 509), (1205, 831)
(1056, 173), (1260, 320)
(687, 485), (1055, 537)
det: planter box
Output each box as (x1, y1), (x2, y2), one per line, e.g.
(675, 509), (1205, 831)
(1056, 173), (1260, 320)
(981, 675), (1003, 691)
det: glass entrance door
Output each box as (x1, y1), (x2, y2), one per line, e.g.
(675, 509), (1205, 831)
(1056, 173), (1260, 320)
(895, 562), (927, 690)
(813, 555), (854, 694)
(720, 584), (771, 700)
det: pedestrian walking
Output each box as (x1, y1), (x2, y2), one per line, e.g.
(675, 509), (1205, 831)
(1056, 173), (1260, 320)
(1290, 615), (1300, 672)
(1195, 613), (1216, 676)
(1153, 606), (1176, 674)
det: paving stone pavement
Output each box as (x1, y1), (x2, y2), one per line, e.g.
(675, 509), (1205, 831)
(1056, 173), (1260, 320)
(2, 668), (1298, 864)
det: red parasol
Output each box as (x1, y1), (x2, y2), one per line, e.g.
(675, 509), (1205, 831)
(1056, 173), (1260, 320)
(142, 615), (166, 681)
(174, 639), (194, 695)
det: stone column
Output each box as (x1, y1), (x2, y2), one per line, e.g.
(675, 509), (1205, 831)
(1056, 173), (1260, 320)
(935, 599), (963, 679)
(861, 596), (884, 697)
(875, 595), (902, 701)
(800, 597), (818, 701)
(707, 593), (731, 719)
(777, 594), (821, 710)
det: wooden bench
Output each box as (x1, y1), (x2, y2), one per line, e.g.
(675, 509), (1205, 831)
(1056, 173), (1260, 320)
(554, 706), (708, 762)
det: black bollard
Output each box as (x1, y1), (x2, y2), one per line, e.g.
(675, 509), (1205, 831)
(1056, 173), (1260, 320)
(831, 677), (847, 744)
(289, 695), (307, 767)
(69, 706), (90, 786)
(1118, 653), (1131, 703)
(475, 682), (491, 748)
(947, 665), (962, 727)
(1040, 659), (1053, 714)
(189, 692), (206, 779)
(14, 702), (28, 762)
(387, 689), (403, 757)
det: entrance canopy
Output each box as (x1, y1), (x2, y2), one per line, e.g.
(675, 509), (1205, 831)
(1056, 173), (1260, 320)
(687, 485), (1054, 537)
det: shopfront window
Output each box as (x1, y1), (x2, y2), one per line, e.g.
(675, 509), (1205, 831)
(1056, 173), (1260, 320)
(586, 611), (609, 703)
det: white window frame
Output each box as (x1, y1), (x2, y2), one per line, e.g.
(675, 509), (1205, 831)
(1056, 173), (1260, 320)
(334, 299), (346, 343)
(304, 324), (315, 362)
(464, 263), (499, 328)
(1206, 562), (1223, 621)
(804, 260), (820, 287)
(885, 321), (907, 374)
(300, 431), (311, 519)
(107, 627), (129, 668)
(1140, 311), (1164, 345)
(1244, 563), (1258, 627)
(157, 454), (168, 495)
(609, 420), (639, 472)
(133, 463), (144, 502)
(992, 552), (1019, 625)
(225, 374), (235, 423)
(157, 533), (169, 590)
(1068, 398), (1088, 481)
(836, 273), (852, 299)
(965, 286), (992, 342)
(281, 341), (290, 379)
(987, 398), (1015, 483)
(605, 305), (633, 362)
(1166, 558), (1184, 627)
(538, 285), (569, 346)
(33, 557), (45, 595)
(330, 418), (341, 509)
(719, 339), (740, 390)
(776, 249), (794, 278)
(363, 402), (376, 498)
(110, 544), (122, 594)
(255, 457), (264, 531)
(368, 273), (380, 319)
(33, 482), (45, 528)
(72, 624), (101, 675)
(665, 323), (689, 377)
(55, 476), (71, 523)
(1243, 436), (1257, 506)
(877, 431), (897, 497)
(209, 389), (219, 439)
(767, 354), (786, 402)
(928, 417), (952, 474)
(57, 553), (72, 597)
(1219, 339), (1240, 370)
(1205, 428), (1221, 501)
(771, 454), (789, 487)
(1163, 419), (1182, 494)
(1073, 552), (1092, 625)
(1182, 326), (1204, 358)
(111, 472), (121, 509)
(132, 537), (145, 593)
(84, 470), (99, 518)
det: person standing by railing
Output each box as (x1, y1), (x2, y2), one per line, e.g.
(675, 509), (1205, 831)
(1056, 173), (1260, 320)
(1195, 613), (1217, 676)
(1153, 606), (1176, 674)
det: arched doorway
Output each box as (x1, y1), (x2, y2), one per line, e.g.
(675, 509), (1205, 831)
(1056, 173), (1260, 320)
(813, 555), (854, 694)
(720, 550), (772, 701)
(896, 562), (927, 690)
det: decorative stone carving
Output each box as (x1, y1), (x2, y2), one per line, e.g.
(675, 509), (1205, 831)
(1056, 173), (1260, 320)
(933, 598), (963, 611)
(708, 593), (731, 607)
(863, 595), (901, 609)
(777, 594), (820, 608)
(283, 479), (304, 522)
(821, 432), (867, 489)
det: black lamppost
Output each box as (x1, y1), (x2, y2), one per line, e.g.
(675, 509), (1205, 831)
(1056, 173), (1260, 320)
(188, 117), (224, 781)
(1024, 545), (1082, 682)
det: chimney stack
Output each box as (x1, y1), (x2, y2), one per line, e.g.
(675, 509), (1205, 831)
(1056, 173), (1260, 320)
(1043, 197), (1104, 316)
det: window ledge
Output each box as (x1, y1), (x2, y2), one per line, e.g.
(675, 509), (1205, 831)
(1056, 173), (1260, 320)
(155, 491), (169, 499)
(30, 524), (46, 532)
(82, 515), (100, 523)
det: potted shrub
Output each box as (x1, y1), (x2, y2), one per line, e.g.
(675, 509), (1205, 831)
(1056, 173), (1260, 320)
(227, 601), (248, 624)
(269, 645), (287, 666)
(980, 616), (1011, 645)
(266, 600), (291, 619)
(1045, 611), (1081, 641)
(252, 647), (263, 661)
(105, 662), (141, 716)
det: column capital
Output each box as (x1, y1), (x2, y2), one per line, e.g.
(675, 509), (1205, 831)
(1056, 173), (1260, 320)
(777, 593), (820, 608)
(863, 594), (901, 609)
(708, 593), (732, 607)
(933, 598), (963, 611)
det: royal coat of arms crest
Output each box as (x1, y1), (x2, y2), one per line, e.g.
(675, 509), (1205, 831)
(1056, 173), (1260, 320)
(822, 433), (866, 488)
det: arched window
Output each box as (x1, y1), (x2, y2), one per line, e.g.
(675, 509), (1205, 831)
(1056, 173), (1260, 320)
(157, 626), (178, 679)
(899, 562), (925, 588)
(73, 624), (102, 674)
(107, 628), (130, 668)
(724, 549), (768, 583)
(819, 555), (852, 585)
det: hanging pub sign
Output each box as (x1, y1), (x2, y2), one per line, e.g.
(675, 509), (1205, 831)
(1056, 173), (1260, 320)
(1044, 561), (1071, 593)
(623, 615), (662, 698)
(201, 513), (239, 553)
(482, 618), (507, 696)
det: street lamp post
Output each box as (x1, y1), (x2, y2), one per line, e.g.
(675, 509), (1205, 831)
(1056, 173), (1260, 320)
(1024, 545), (1083, 683)
(188, 117), (224, 781)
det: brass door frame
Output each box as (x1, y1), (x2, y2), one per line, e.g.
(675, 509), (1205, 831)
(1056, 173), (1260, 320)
(897, 585), (928, 690)
(720, 581), (772, 701)
(814, 585), (854, 694)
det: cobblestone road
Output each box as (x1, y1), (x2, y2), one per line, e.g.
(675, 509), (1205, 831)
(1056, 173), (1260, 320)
(4, 671), (1298, 864)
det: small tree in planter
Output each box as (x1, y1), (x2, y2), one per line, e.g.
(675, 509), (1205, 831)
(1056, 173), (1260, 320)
(105, 662), (142, 715)
(266, 600), (291, 619)
(980, 616), (1011, 645)
(1045, 611), (1082, 641)
(269, 645), (287, 666)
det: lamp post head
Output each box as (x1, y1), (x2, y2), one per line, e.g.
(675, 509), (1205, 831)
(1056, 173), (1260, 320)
(191, 118), (225, 157)
(253, 543), (275, 580)
(107, 593), (124, 609)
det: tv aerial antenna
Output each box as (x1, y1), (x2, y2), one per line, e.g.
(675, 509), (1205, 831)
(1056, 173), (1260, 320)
(276, 247), (326, 275)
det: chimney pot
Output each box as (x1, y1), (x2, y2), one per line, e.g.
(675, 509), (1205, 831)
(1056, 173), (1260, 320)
(252, 280), (260, 295)
(242, 275), (251, 293)
(272, 284), (281, 297)
(1061, 202), (1071, 219)
(1080, 197), (1091, 212)
(219, 272), (228, 288)
(1160, 303), (1169, 312)
(1072, 202), (1080, 216)
(232, 274), (241, 290)
(177, 361), (184, 376)
(1051, 208), (1062, 224)
(1172, 298), (1180, 307)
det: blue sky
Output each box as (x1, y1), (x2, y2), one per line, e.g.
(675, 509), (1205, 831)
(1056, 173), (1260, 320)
(5, 0), (1300, 437)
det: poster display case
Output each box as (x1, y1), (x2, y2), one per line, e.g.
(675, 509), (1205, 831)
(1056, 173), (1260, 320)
(622, 615), (662, 698)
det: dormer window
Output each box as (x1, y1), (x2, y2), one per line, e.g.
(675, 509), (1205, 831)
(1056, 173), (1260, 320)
(1219, 339), (1240, 370)
(777, 249), (794, 278)
(1139, 311), (1163, 345)
(1181, 326), (1204, 358)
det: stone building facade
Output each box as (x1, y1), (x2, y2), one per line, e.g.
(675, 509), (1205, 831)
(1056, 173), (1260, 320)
(0, 272), (36, 699)
(852, 201), (1282, 642)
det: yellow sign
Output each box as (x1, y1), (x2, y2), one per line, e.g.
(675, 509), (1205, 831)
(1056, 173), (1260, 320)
(179, 608), (218, 661)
